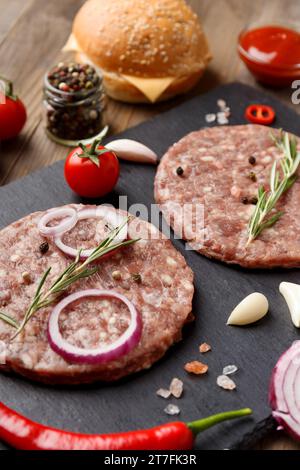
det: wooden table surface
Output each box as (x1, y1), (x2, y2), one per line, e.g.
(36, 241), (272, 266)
(1, 0), (300, 450)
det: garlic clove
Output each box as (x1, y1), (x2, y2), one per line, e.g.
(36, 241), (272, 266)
(105, 139), (158, 164)
(227, 292), (269, 326)
(279, 282), (300, 328)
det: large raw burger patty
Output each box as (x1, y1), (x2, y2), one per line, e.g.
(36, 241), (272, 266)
(154, 124), (300, 268)
(0, 205), (194, 384)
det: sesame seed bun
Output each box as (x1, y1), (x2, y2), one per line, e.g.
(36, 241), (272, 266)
(72, 0), (211, 103)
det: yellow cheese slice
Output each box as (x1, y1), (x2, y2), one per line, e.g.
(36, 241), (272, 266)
(62, 34), (82, 52)
(62, 35), (175, 102)
(121, 74), (175, 103)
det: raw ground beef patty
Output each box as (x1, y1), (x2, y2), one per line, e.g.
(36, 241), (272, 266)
(154, 124), (300, 268)
(0, 205), (194, 384)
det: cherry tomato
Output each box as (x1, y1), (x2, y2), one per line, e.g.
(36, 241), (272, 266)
(0, 78), (27, 140)
(64, 139), (120, 198)
(245, 104), (275, 125)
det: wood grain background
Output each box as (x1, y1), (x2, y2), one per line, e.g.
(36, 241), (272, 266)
(0, 0), (300, 450)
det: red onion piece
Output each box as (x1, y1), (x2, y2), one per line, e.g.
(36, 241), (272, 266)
(38, 207), (78, 237)
(48, 289), (142, 364)
(54, 206), (127, 259)
(269, 341), (300, 440)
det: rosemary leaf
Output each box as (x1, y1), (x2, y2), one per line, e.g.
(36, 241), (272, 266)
(2, 216), (138, 338)
(247, 131), (300, 245)
(0, 312), (19, 329)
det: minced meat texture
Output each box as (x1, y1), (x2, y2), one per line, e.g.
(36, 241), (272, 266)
(154, 124), (300, 268)
(0, 205), (194, 384)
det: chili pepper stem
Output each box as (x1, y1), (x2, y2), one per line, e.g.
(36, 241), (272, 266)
(187, 408), (252, 435)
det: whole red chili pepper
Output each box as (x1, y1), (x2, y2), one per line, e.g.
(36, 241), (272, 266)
(0, 402), (251, 450)
(245, 104), (275, 125)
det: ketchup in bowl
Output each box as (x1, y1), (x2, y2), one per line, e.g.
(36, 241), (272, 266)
(238, 23), (300, 86)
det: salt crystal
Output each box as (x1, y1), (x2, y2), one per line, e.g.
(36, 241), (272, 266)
(217, 99), (227, 109)
(156, 388), (171, 399)
(217, 112), (229, 125)
(164, 404), (180, 416)
(184, 361), (208, 375)
(217, 375), (236, 390)
(205, 113), (216, 123)
(169, 378), (183, 398)
(199, 342), (211, 353)
(223, 365), (238, 375)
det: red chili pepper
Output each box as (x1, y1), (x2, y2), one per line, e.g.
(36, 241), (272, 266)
(245, 104), (275, 125)
(0, 402), (251, 450)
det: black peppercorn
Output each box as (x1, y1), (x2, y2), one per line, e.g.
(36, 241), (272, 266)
(132, 273), (142, 283)
(248, 171), (257, 182)
(241, 196), (249, 204)
(176, 166), (184, 176)
(250, 196), (258, 205)
(39, 241), (49, 254)
(249, 156), (256, 165)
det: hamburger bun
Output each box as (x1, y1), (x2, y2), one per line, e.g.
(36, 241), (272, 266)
(72, 0), (211, 103)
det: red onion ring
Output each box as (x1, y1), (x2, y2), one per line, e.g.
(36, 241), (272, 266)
(54, 207), (128, 259)
(269, 341), (300, 440)
(47, 289), (142, 364)
(38, 207), (78, 237)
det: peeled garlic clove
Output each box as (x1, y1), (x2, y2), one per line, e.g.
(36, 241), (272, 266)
(279, 282), (300, 328)
(105, 139), (158, 164)
(227, 292), (269, 326)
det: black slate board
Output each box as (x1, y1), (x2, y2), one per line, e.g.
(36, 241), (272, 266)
(0, 82), (300, 450)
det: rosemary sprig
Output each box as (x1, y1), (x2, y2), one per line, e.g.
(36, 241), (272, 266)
(0, 218), (137, 338)
(247, 131), (300, 245)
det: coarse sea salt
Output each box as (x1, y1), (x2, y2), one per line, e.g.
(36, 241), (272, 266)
(156, 388), (171, 399)
(217, 99), (227, 109)
(169, 378), (183, 398)
(217, 375), (236, 390)
(205, 113), (216, 123)
(217, 112), (229, 125)
(223, 365), (238, 375)
(164, 404), (180, 416)
(199, 342), (211, 353)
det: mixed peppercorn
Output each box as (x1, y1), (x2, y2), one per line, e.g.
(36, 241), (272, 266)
(47, 62), (100, 93)
(44, 62), (104, 142)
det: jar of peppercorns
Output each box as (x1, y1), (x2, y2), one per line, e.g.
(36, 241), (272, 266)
(43, 62), (105, 145)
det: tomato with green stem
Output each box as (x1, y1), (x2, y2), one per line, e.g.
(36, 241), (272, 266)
(0, 77), (27, 141)
(64, 138), (120, 198)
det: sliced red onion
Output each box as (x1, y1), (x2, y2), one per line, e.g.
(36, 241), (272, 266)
(47, 289), (142, 364)
(38, 207), (78, 237)
(269, 341), (300, 440)
(54, 206), (127, 259)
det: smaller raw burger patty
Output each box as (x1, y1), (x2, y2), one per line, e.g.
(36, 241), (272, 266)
(0, 205), (194, 384)
(155, 124), (300, 268)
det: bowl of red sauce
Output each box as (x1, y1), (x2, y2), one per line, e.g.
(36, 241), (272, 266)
(238, 21), (300, 86)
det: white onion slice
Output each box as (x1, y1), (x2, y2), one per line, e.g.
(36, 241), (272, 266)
(54, 206), (127, 259)
(38, 207), (78, 237)
(105, 139), (158, 164)
(47, 289), (142, 364)
(269, 341), (300, 441)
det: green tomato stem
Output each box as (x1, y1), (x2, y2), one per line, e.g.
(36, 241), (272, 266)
(0, 76), (16, 100)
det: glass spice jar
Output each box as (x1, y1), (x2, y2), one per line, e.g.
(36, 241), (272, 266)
(43, 62), (105, 145)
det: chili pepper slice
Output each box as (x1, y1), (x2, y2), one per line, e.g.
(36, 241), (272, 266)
(0, 402), (251, 450)
(245, 104), (275, 125)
